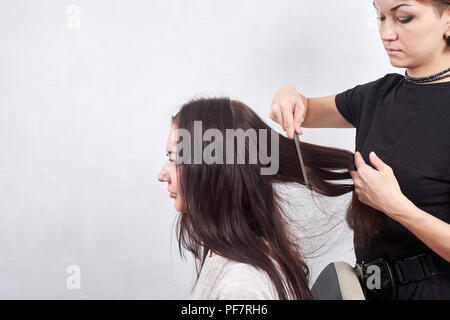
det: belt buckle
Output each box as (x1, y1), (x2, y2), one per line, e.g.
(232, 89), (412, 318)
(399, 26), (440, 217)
(394, 260), (407, 285)
(394, 253), (434, 285)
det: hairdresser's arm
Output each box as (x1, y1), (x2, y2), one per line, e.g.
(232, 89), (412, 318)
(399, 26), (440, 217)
(269, 84), (353, 139)
(391, 197), (450, 263)
(351, 151), (450, 263)
(303, 95), (354, 128)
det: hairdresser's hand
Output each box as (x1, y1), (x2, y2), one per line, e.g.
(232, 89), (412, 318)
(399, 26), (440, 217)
(350, 151), (410, 218)
(269, 85), (307, 139)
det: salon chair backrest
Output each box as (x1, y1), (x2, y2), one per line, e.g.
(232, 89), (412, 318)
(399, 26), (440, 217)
(311, 261), (365, 300)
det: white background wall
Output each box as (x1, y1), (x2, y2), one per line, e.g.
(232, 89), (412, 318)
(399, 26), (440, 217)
(0, 0), (399, 299)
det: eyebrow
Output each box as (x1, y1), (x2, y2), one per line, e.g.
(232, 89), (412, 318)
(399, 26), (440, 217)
(372, 2), (413, 11)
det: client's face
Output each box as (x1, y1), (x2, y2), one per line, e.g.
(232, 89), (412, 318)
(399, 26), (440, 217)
(157, 125), (184, 212)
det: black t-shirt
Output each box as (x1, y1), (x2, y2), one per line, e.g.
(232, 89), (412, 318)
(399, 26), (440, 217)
(335, 73), (450, 298)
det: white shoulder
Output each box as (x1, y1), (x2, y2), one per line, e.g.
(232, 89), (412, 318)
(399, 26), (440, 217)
(211, 261), (279, 300)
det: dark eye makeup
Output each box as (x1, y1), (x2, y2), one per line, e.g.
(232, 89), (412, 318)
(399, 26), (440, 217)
(399, 16), (414, 23)
(377, 16), (414, 24)
(165, 152), (177, 164)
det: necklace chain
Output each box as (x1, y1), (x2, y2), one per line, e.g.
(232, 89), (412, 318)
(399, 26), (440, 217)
(404, 67), (450, 84)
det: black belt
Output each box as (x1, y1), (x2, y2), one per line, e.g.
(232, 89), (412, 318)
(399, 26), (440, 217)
(354, 252), (450, 300)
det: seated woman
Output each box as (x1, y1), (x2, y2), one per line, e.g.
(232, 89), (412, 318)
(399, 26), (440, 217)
(158, 97), (372, 300)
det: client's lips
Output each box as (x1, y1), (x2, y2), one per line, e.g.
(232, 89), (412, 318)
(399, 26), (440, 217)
(168, 190), (177, 199)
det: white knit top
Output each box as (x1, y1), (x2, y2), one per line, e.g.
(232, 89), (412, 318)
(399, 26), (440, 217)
(190, 251), (291, 300)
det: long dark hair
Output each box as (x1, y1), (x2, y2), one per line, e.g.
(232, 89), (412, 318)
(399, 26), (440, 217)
(171, 97), (384, 300)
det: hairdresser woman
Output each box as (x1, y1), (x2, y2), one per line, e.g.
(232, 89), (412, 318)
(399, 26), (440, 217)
(269, 0), (450, 300)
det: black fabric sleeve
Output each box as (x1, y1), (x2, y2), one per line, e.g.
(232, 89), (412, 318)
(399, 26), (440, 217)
(335, 77), (385, 129)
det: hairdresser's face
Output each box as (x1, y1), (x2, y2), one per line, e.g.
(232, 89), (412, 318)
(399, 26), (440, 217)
(373, 0), (449, 68)
(157, 125), (185, 212)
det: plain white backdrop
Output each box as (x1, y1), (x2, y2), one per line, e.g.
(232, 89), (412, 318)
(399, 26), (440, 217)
(0, 0), (400, 299)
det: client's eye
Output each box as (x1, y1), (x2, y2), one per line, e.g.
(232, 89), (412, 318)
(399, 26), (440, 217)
(166, 152), (179, 165)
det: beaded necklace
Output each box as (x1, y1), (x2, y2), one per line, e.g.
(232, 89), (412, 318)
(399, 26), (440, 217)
(404, 67), (450, 84)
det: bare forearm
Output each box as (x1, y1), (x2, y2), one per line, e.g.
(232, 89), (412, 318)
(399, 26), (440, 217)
(301, 94), (354, 128)
(390, 198), (450, 262)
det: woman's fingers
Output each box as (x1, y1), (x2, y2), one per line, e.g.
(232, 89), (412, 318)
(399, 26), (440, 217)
(281, 104), (295, 139)
(270, 85), (306, 139)
(350, 170), (362, 187)
(280, 99), (306, 139)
